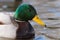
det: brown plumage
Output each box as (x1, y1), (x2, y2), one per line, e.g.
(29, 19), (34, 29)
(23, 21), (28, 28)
(16, 21), (35, 40)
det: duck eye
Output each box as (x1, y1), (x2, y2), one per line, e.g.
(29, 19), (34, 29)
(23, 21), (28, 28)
(29, 9), (31, 12)
(0, 22), (4, 25)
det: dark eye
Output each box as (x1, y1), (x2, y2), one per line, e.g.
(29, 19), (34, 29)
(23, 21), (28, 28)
(0, 22), (4, 25)
(29, 9), (31, 12)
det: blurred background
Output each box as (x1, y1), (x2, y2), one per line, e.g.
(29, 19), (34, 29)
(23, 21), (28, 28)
(0, 0), (22, 11)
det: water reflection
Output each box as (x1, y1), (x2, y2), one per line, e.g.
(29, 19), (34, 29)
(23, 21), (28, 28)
(34, 35), (47, 40)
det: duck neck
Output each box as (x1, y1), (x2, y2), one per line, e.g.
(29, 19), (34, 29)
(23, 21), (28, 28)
(16, 20), (30, 25)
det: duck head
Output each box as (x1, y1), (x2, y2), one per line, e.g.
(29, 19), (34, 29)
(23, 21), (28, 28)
(14, 4), (46, 27)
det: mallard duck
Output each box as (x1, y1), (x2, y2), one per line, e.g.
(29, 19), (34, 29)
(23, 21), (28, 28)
(14, 4), (46, 40)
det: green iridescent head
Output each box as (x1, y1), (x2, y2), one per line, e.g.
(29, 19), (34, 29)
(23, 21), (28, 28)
(14, 4), (37, 21)
(14, 3), (46, 27)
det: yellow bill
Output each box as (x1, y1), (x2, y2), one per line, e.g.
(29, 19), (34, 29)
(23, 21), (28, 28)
(32, 15), (46, 27)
